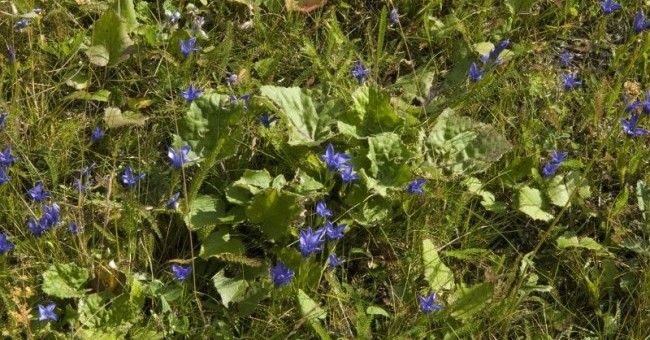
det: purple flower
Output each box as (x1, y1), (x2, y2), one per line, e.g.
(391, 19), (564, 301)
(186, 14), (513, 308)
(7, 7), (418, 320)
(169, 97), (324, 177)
(562, 73), (582, 90)
(181, 83), (203, 103)
(0, 232), (14, 254)
(407, 179), (426, 194)
(542, 150), (568, 177)
(68, 222), (78, 235)
(0, 165), (11, 185)
(27, 183), (50, 202)
(321, 143), (352, 171)
(121, 166), (146, 189)
(389, 7), (399, 25)
(180, 37), (199, 58)
(226, 74), (238, 85)
(339, 166), (360, 183)
(91, 127), (104, 143)
(601, 0), (621, 15)
(325, 220), (346, 240)
(260, 112), (279, 128)
(167, 192), (180, 210)
(622, 112), (648, 136)
(29, 217), (48, 237)
(0, 112), (7, 130)
(270, 262), (295, 287)
(633, 11), (650, 34)
(351, 61), (370, 84)
(43, 203), (60, 227)
(0, 146), (17, 166)
(15, 19), (29, 31)
(191, 16), (205, 34)
(316, 201), (333, 218)
(165, 10), (180, 24)
(328, 253), (344, 268)
(172, 264), (192, 281)
(168, 145), (197, 168)
(418, 292), (443, 313)
(559, 51), (573, 67)
(229, 94), (251, 109)
(73, 178), (89, 194)
(469, 62), (485, 82)
(298, 226), (326, 257)
(38, 303), (57, 322)
(486, 39), (509, 65)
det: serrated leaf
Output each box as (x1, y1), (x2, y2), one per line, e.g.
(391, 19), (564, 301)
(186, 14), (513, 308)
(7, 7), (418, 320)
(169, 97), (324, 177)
(517, 186), (554, 222)
(42, 263), (90, 298)
(213, 270), (249, 307)
(199, 226), (245, 259)
(185, 195), (224, 231)
(104, 107), (147, 128)
(260, 86), (334, 146)
(246, 189), (301, 240)
(365, 132), (412, 195)
(547, 171), (591, 207)
(450, 282), (494, 320)
(90, 9), (133, 66)
(422, 239), (454, 290)
(339, 85), (402, 138)
(425, 109), (512, 177)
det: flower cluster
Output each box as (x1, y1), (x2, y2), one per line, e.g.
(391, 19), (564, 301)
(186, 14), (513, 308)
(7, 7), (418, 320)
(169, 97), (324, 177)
(321, 143), (359, 183)
(299, 201), (346, 258)
(28, 203), (60, 237)
(418, 292), (443, 313)
(469, 39), (509, 82)
(0, 144), (17, 185)
(541, 150), (568, 177)
(621, 92), (650, 136)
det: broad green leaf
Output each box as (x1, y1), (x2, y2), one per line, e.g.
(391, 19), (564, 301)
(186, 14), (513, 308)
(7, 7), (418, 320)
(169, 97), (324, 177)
(90, 9), (134, 66)
(547, 171), (591, 207)
(213, 270), (249, 307)
(86, 45), (110, 66)
(450, 282), (494, 320)
(63, 70), (89, 90)
(557, 234), (612, 256)
(422, 239), (454, 290)
(185, 195), (224, 231)
(391, 64), (436, 106)
(237, 284), (269, 317)
(246, 189), (301, 240)
(463, 177), (506, 212)
(293, 171), (325, 195)
(175, 93), (243, 161)
(366, 305), (390, 317)
(260, 86), (334, 146)
(65, 89), (112, 102)
(104, 107), (147, 128)
(365, 132), (412, 195)
(234, 169), (273, 194)
(112, 0), (138, 32)
(340, 85), (402, 138)
(297, 289), (329, 339)
(425, 109), (512, 177)
(42, 263), (90, 298)
(199, 226), (245, 259)
(517, 186), (554, 222)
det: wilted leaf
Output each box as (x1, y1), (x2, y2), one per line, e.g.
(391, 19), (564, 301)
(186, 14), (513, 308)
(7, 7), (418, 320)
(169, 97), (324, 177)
(42, 263), (90, 298)
(422, 239), (454, 290)
(517, 186), (554, 222)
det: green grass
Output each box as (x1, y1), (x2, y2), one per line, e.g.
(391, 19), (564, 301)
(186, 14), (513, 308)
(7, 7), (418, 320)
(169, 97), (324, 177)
(1, 0), (650, 338)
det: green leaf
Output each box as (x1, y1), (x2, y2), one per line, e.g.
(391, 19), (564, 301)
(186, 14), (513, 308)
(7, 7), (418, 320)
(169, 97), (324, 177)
(424, 109), (512, 177)
(175, 93), (243, 161)
(546, 171), (591, 207)
(104, 107), (147, 128)
(557, 234), (612, 256)
(637, 180), (650, 221)
(65, 89), (112, 102)
(199, 226), (245, 259)
(462, 177), (506, 212)
(112, 0), (138, 32)
(89, 8), (134, 66)
(260, 86), (334, 146)
(340, 85), (402, 138)
(63, 70), (90, 90)
(185, 195), (224, 231)
(297, 289), (329, 339)
(450, 282), (494, 321)
(366, 305), (390, 317)
(517, 186), (554, 222)
(246, 189), (302, 240)
(293, 171), (325, 195)
(365, 132), (412, 195)
(391, 64), (436, 106)
(213, 270), (249, 307)
(42, 263), (90, 298)
(422, 239), (454, 290)
(234, 169), (273, 193)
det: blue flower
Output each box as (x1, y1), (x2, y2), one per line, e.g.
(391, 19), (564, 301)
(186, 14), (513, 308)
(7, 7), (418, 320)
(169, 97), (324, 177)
(38, 303), (57, 322)
(73, 178), (90, 194)
(559, 51), (573, 67)
(0, 112), (7, 130)
(260, 112), (279, 128)
(321, 143), (351, 171)
(407, 179), (426, 194)
(165, 10), (181, 24)
(0, 165), (11, 185)
(15, 19), (29, 31)
(622, 112), (648, 136)
(172, 264), (192, 281)
(390, 7), (399, 25)
(325, 220), (346, 240)
(121, 166), (146, 189)
(639, 91), (650, 114)
(29, 217), (48, 237)
(339, 166), (360, 183)
(168, 145), (197, 168)
(6, 46), (15, 64)
(0, 232), (14, 254)
(180, 37), (199, 58)
(634, 11), (650, 34)
(351, 61), (370, 84)
(167, 192), (180, 210)
(181, 83), (203, 102)
(562, 73), (582, 90)
(328, 253), (344, 269)
(299, 226), (326, 257)
(27, 183), (50, 202)
(43, 203), (60, 227)
(542, 150), (568, 177)
(0, 146), (17, 166)
(226, 74), (238, 85)
(601, 0), (621, 15)
(270, 262), (295, 287)
(191, 16), (205, 34)
(624, 95), (642, 112)
(469, 62), (485, 82)
(486, 39), (509, 65)
(68, 222), (78, 235)
(91, 127), (104, 143)
(229, 94), (251, 109)
(418, 292), (443, 313)
(316, 201), (333, 218)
